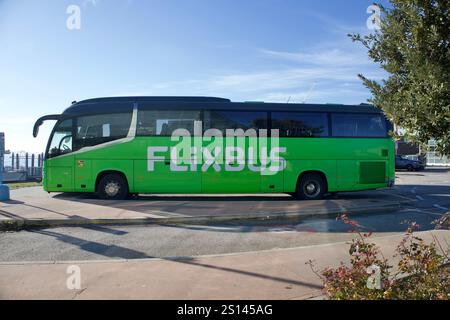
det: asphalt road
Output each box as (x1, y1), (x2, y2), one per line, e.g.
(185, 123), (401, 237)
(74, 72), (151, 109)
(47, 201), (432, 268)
(1, 168), (448, 262)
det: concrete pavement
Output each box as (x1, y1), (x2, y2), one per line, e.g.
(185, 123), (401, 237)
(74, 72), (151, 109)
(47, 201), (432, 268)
(0, 230), (447, 299)
(6, 167), (449, 229)
(0, 187), (402, 229)
(1, 169), (448, 299)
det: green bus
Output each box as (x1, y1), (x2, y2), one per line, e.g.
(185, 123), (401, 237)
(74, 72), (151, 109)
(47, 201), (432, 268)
(33, 96), (395, 200)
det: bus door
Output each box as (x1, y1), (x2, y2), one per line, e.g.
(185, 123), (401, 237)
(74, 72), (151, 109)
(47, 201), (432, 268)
(45, 119), (75, 192)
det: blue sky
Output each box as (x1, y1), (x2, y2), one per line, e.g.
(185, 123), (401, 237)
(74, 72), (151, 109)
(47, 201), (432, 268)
(0, 0), (388, 152)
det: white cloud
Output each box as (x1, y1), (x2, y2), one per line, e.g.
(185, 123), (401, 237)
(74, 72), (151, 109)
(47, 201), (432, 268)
(108, 63), (384, 104)
(82, 0), (98, 8)
(256, 87), (371, 104)
(208, 67), (365, 91)
(304, 10), (370, 37)
(124, 38), (383, 99)
(260, 48), (371, 66)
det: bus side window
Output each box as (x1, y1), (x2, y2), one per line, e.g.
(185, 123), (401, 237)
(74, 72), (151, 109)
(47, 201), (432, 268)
(331, 113), (387, 137)
(203, 110), (268, 134)
(74, 113), (132, 149)
(136, 110), (201, 136)
(271, 112), (328, 137)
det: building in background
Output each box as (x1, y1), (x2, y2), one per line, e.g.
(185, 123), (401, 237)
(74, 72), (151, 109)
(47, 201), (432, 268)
(426, 139), (449, 166)
(394, 123), (448, 167)
(395, 137), (449, 167)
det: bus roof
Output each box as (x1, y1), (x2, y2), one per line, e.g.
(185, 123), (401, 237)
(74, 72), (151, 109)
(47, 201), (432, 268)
(62, 96), (383, 115)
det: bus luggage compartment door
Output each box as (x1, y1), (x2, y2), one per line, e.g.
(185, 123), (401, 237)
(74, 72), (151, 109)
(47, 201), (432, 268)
(45, 156), (74, 192)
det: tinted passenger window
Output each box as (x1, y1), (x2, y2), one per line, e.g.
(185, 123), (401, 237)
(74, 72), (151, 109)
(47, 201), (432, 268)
(137, 110), (200, 136)
(271, 112), (328, 137)
(204, 111), (267, 133)
(74, 113), (132, 149)
(331, 113), (387, 137)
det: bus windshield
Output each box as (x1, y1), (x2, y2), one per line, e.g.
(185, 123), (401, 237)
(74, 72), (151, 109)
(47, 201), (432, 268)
(47, 119), (73, 158)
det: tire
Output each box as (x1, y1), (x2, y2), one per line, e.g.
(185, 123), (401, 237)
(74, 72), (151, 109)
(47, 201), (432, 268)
(97, 173), (129, 200)
(406, 165), (414, 172)
(295, 173), (326, 200)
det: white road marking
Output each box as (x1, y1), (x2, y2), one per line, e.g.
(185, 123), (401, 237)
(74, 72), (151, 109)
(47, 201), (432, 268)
(411, 187), (417, 194)
(268, 228), (295, 233)
(428, 212), (445, 216)
(416, 195), (424, 201)
(378, 191), (415, 201)
(433, 204), (449, 211)
(398, 208), (444, 216)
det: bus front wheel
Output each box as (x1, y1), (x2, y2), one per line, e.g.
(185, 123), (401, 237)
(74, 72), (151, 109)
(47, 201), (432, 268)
(295, 173), (326, 200)
(97, 173), (129, 200)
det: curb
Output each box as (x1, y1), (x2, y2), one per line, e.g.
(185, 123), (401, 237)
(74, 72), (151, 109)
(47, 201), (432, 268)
(0, 201), (400, 230)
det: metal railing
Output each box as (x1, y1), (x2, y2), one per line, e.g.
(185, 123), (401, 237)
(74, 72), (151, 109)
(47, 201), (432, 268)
(3, 152), (44, 182)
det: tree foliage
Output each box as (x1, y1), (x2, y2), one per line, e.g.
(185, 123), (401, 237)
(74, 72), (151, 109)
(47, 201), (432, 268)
(350, 0), (450, 155)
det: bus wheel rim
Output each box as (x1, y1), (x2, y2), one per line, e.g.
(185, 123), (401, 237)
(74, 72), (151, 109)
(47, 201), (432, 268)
(105, 181), (120, 197)
(304, 181), (320, 197)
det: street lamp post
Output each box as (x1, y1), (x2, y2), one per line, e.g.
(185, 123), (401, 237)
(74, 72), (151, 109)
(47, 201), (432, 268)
(0, 133), (10, 201)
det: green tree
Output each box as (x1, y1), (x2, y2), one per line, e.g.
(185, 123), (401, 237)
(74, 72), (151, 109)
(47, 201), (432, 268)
(350, 0), (449, 155)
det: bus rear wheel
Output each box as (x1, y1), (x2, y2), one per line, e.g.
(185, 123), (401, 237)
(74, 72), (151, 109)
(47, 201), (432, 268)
(97, 173), (129, 200)
(295, 173), (326, 200)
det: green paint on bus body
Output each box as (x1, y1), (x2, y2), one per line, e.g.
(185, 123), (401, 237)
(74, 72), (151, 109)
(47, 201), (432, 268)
(38, 97), (395, 197)
(43, 136), (395, 194)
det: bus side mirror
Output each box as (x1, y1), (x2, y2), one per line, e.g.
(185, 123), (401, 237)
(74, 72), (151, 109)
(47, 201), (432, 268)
(32, 114), (62, 138)
(33, 120), (43, 138)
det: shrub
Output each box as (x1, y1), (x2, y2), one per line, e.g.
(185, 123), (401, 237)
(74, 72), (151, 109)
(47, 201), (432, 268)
(0, 220), (23, 231)
(307, 213), (449, 300)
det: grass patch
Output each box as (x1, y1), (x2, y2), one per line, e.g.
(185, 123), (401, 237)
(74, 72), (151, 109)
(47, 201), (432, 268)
(6, 182), (42, 190)
(0, 220), (23, 231)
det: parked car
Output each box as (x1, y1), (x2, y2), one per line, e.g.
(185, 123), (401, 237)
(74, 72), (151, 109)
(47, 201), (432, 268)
(395, 155), (425, 171)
